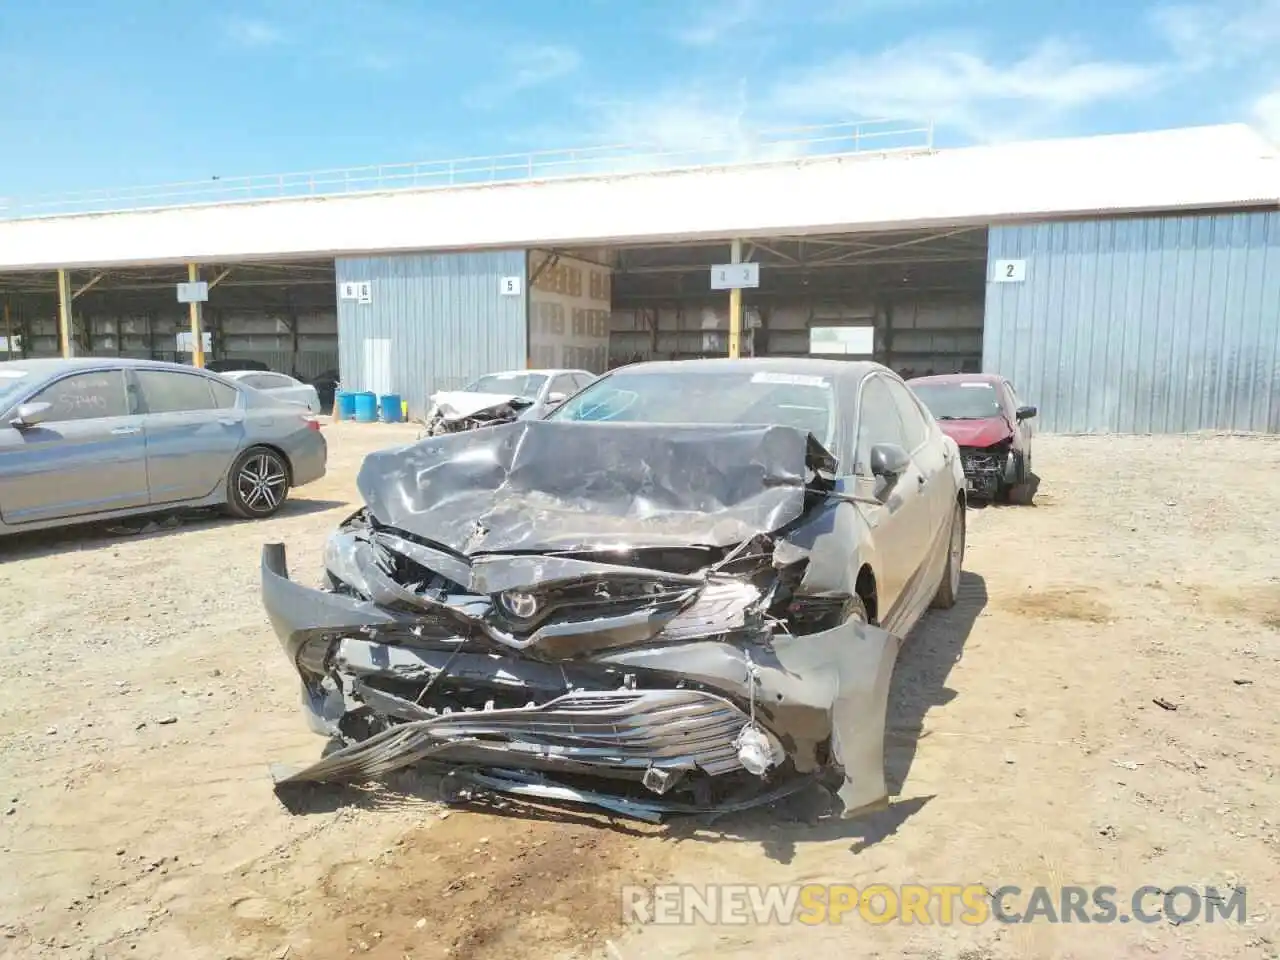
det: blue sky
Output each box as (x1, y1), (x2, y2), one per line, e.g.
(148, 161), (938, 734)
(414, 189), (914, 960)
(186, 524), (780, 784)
(1, 0), (1277, 196)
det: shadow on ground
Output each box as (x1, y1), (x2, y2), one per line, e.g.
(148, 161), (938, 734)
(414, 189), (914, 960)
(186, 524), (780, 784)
(0, 497), (349, 562)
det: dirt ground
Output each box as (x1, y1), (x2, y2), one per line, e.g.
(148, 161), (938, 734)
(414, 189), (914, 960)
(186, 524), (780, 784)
(1, 423), (1277, 960)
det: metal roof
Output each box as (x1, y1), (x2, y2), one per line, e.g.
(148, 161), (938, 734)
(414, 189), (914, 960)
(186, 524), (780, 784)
(0, 123), (1275, 272)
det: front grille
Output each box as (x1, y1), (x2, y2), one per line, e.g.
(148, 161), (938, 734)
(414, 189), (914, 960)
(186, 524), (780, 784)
(495, 577), (696, 633)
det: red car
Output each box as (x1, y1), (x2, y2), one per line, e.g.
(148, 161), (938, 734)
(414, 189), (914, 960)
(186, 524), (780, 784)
(907, 373), (1037, 503)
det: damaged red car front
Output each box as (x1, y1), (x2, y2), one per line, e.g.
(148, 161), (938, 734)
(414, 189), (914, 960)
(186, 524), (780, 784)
(907, 374), (1037, 504)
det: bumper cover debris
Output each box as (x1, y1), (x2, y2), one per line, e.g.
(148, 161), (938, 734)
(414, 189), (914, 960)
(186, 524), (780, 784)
(265, 420), (900, 821)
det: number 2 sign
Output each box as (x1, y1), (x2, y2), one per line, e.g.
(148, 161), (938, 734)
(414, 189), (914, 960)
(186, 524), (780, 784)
(993, 259), (1027, 283)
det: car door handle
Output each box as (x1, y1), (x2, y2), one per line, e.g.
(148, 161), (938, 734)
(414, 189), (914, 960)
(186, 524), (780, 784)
(917, 473), (926, 485)
(218, 418), (238, 426)
(111, 426), (141, 435)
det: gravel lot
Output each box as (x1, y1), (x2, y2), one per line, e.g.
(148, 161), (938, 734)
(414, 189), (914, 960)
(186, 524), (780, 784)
(1, 423), (1277, 960)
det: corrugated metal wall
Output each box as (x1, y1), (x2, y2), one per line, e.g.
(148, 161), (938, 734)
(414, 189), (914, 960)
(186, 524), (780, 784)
(986, 212), (1280, 433)
(335, 250), (527, 419)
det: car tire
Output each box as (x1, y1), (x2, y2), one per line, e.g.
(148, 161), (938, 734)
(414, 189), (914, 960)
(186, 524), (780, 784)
(931, 501), (965, 609)
(1006, 451), (1036, 505)
(225, 446), (290, 520)
(1007, 482), (1036, 506)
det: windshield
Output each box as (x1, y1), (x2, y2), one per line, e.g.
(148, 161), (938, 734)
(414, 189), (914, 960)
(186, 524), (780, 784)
(0, 367), (35, 411)
(546, 368), (836, 447)
(463, 373), (547, 398)
(912, 382), (1004, 420)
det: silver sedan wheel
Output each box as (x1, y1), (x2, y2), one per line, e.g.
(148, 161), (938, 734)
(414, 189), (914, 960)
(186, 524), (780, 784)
(237, 453), (288, 514)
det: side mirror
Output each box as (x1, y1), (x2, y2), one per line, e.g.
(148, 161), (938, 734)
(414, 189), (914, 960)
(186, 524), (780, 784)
(1016, 405), (1037, 421)
(10, 401), (51, 429)
(869, 442), (910, 480)
(545, 391), (567, 405)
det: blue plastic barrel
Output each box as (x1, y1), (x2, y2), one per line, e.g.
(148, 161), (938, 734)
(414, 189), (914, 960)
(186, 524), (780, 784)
(352, 391), (378, 423)
(334, 391), (355, 421)
(380, 394), (403, 423)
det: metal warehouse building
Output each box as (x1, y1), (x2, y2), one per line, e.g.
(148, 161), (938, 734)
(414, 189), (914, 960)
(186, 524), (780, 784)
(0, 119), (1277, 433)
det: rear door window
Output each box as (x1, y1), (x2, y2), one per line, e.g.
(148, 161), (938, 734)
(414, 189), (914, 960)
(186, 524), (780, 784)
(209, 380), (240, 409)
(135, 370), (218, 413)
(251, 373), (294, 390)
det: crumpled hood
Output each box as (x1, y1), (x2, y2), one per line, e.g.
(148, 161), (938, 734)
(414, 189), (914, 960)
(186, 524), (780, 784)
(429, 390), (532, 421)
(936, 416), (1013, 448)
(356, 419), (836, 555)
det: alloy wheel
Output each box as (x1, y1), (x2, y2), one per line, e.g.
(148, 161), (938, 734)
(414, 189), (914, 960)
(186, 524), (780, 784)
(237, 453), (287, 514)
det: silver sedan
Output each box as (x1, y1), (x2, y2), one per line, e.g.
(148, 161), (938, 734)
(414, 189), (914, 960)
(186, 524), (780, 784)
(0, 357), (327, 536)
(219, 369), (323, 414)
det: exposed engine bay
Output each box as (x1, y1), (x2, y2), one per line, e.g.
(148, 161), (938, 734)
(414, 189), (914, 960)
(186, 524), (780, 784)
(959, 441), (1015, 500)
(423, 390), (535, 436)
(264, 420), (901, 822)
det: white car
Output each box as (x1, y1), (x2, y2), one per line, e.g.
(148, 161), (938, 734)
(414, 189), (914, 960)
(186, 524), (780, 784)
(425, 368), (596, 435)
(220, 370), (322, 414)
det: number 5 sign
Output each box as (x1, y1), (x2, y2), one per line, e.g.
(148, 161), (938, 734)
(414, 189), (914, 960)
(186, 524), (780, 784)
(992, 259), (1027, 283)
(499, 276), (523, 296)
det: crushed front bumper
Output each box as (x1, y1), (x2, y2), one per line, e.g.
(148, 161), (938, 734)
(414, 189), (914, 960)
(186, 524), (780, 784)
(262, 542), (900, 822)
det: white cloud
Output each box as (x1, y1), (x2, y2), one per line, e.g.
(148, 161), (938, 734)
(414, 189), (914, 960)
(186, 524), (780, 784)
(556, 37), (1164, 154)
(673, 0), (761, 47)
(558, 83), (833, 174)
(509, 45), (582, 89)
(1150, 0), (1280, 69)
(225, 17), (284, 48)
(535, 6), (1274, 156)
(1149, 2), (1280, 138)
(465, 44), (582, 109)
(1252, 87), (1280, 140)
(768, 38), (1164, 141)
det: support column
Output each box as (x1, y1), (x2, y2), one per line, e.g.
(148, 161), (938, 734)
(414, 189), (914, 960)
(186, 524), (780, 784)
(187, 262), (205, 368)
(57, 269), (73, 358)
(727, 238), (743, 359)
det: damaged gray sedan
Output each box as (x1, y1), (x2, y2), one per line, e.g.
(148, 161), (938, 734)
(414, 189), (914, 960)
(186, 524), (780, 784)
(263, 358), (967, 822)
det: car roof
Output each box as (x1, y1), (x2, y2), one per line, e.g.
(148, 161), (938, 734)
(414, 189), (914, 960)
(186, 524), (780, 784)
(0, 357), (225, 377)
(907, 373), (1003, 386)
(603, 357), (882, 382)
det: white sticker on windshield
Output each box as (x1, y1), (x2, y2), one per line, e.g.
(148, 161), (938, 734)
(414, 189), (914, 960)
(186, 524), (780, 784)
(0, 370), (28, 378)
(960, 382), (994, 388)
(751, 372), (828, 387)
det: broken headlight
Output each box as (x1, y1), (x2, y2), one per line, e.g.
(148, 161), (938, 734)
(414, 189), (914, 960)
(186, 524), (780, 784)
(323, 529), (372, 598)
(295, 633), (335, 677)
